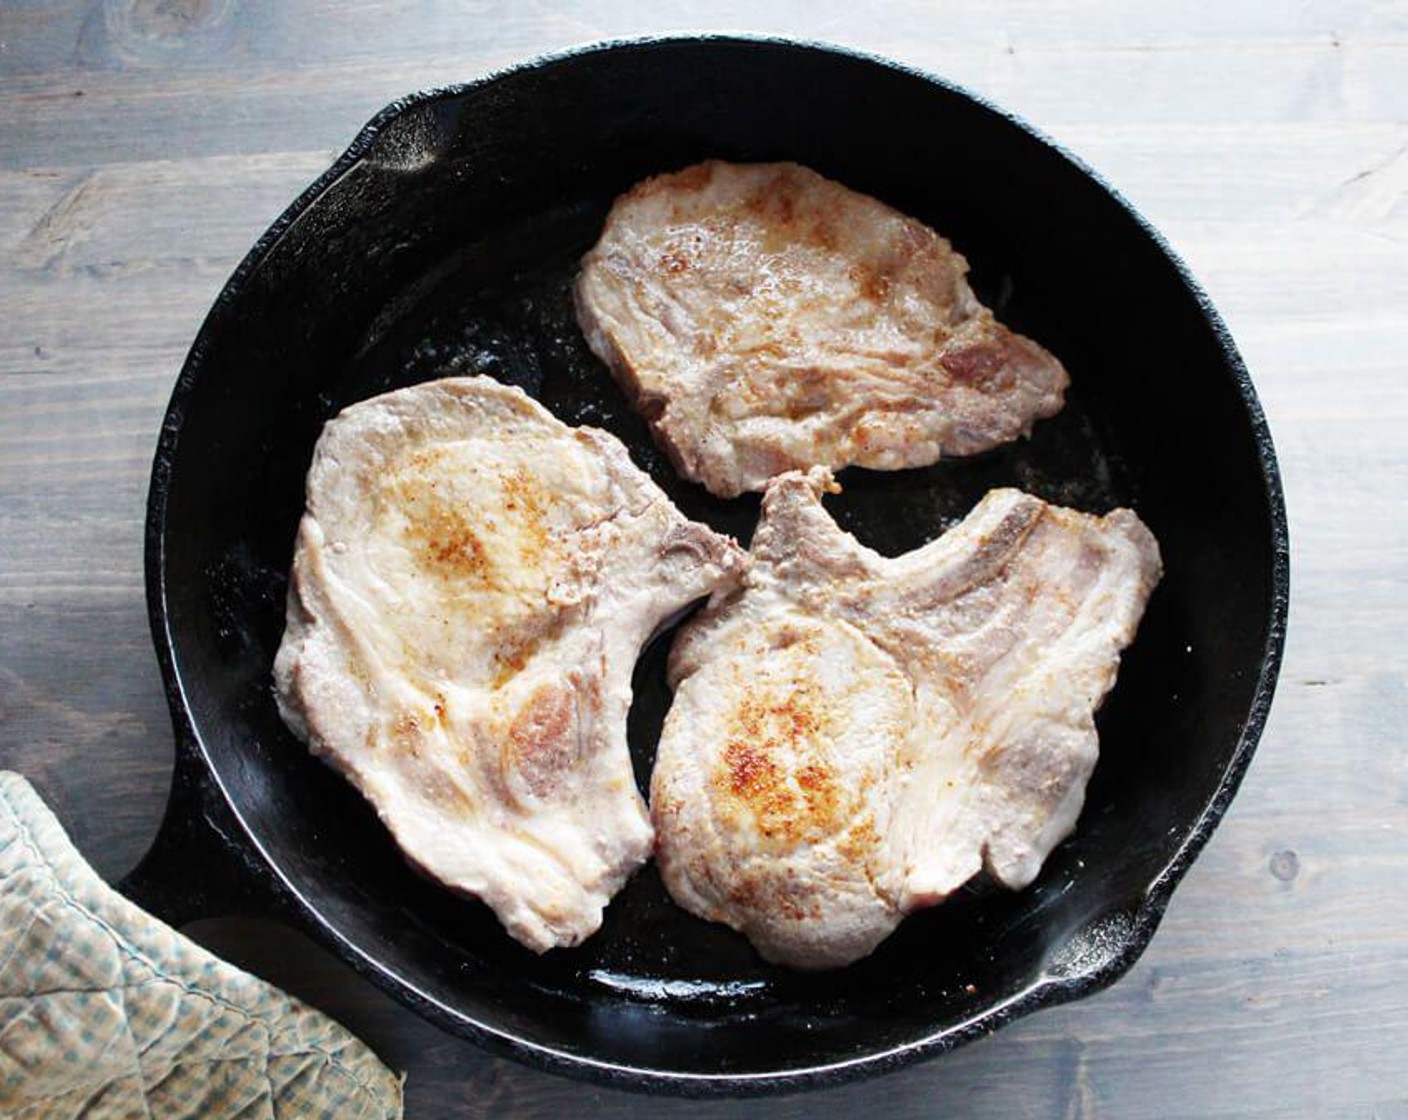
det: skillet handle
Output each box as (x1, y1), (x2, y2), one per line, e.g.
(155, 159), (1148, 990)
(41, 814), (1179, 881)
(116, 719), (287, 927)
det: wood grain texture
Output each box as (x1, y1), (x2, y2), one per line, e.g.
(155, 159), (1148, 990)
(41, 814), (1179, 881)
(2, 1), (1406, 1117)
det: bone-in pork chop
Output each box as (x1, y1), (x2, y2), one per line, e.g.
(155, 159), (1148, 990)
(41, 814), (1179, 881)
(575, 161), (1069, 497)
(273, 377), (744, 952)
(652, 469), (1160, 968)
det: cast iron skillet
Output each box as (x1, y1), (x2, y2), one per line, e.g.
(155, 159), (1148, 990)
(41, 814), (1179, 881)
(121, 36), (1289, 1096)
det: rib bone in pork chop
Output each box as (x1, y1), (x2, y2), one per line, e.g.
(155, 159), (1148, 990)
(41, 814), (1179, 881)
(651, 469), (1161, 968)
(575, 161), (1069, 497)
(273, 376), (744, 952)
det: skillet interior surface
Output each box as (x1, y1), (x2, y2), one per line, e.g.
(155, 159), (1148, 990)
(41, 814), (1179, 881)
(148, 38), (1286, 1092)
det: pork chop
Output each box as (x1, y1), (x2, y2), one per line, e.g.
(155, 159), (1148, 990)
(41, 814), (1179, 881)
(273, 376), (744, 952)
(575, 160), (1069, 498)
(652, 469), (1160, 968)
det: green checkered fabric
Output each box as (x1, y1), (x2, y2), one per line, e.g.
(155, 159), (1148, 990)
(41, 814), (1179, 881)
(0, 772), (403, 1119)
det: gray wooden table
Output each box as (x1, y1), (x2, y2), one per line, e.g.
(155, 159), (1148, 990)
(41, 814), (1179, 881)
(2, 2), (1405, 1116)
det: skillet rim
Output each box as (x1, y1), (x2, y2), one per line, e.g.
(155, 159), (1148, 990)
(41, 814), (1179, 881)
(142, 33), (1290, 1096)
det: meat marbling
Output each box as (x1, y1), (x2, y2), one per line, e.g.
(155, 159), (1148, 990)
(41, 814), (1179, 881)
(652, 468), (1161, 968)
(575, 160), (1069, 498)
(273, 376), (744, 952)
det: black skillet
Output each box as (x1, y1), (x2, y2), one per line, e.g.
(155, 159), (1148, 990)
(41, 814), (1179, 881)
(121, 36), (1289, 1096)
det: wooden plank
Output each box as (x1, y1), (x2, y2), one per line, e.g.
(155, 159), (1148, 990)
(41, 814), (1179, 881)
(184, 909), (1408, 1120)
(1057, 121), (1408, 228)
(0, 34), (1405, 171)
(1, 122), (1403, 269)
(0, 152), (332, 275)
(0, 601), (171, 881)
(2, 0), (1403, 84)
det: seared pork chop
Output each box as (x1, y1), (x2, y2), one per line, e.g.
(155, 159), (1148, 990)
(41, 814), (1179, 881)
(652, 469), (1160, 968)
(273, 377), (744, 952)
(575, 161), (1068, 497)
